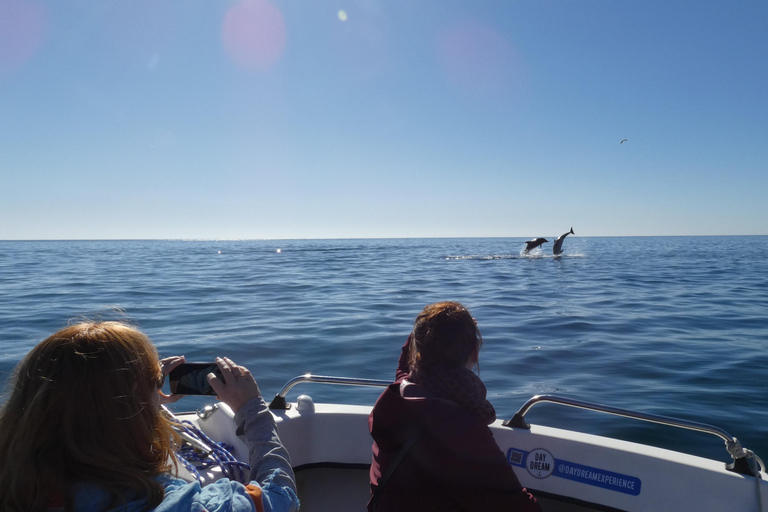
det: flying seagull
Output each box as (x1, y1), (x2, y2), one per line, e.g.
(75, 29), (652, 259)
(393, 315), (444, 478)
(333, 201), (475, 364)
(620, 139), (628, 144)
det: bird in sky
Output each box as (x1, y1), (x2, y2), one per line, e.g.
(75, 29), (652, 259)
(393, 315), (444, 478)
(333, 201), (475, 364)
(620, 139), (628, 144)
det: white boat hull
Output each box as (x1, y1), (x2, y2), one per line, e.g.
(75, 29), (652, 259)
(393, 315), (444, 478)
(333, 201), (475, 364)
(180, 397), (768, 512)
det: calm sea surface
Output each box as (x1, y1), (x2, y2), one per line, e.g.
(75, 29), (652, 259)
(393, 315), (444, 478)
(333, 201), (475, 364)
(1, 237), (767, 462)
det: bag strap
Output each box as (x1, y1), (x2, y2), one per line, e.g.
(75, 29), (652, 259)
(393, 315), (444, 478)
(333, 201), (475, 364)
(370, 431), (422, 512)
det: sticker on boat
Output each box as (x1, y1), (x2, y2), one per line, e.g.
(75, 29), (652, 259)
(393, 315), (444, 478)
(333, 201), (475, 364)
(507, 447), (642, 496)
(525, 448), (555, 478)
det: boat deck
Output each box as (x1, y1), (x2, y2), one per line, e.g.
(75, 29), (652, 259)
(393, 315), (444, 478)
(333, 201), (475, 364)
(294, 465), (610, 512)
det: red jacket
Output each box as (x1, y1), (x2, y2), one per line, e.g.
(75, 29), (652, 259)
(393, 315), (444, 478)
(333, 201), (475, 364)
(367, 340), (541, 512)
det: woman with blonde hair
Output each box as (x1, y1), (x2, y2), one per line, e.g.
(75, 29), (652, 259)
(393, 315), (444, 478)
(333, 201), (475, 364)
(0, 321), (298, 512)
(368, 302), (541, 512)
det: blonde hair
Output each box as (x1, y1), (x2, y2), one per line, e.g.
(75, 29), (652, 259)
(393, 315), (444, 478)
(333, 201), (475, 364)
(0, 322), (179, 512)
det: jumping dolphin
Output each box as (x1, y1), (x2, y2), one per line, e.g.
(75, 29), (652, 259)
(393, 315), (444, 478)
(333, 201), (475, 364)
(553, 228), (574, 256)
(523, 238), (548, 253)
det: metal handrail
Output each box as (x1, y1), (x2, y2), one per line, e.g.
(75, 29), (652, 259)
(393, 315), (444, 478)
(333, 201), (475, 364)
(269, 374), (391, 410)
(503, 394), (754, 476)
(268, 380), (757, 476)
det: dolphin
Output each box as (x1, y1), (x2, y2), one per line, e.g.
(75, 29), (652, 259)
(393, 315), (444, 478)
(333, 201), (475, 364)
(553, 228), (574, 255)
(523, 238), (548, 253)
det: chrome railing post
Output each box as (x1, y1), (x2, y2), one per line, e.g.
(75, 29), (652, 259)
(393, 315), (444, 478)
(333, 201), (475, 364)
(269, 374), (391, 410)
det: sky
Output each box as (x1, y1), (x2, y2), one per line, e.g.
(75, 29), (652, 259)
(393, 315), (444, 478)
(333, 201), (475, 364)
(1, 0), (766, 239)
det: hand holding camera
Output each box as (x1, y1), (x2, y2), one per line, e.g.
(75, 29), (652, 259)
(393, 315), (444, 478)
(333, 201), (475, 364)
(167, 357), (262, 413)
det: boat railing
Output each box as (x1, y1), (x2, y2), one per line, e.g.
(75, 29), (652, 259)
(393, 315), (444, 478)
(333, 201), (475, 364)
(268, 377), (758, 476)
(269, 373), (391, 410)
(503, 394), (756, 476)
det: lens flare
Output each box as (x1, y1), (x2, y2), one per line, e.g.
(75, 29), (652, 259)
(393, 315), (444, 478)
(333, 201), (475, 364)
(222, 0), (286, 71)
(0, 0), (48, 78)
(436, 21), (519, 98)
(338, 10), (348, 22)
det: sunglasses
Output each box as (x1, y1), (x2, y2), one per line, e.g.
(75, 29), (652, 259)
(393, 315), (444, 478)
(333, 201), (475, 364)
(156, 369), (166, 389)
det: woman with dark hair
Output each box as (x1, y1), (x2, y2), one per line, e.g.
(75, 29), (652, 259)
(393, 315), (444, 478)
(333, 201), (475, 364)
(368, 302), (541, 512)
(0, 321), (298, 512)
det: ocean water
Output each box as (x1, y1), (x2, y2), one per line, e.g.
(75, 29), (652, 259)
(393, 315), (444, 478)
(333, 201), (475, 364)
(1, 237), (767, 463)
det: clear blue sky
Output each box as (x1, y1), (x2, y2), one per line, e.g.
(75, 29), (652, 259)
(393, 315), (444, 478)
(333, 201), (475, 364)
(1, 0), (766, 239)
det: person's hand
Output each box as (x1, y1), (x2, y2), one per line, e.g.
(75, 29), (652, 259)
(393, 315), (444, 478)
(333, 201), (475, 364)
(158, 355), (186, 405)
(208, 357), (262, 413)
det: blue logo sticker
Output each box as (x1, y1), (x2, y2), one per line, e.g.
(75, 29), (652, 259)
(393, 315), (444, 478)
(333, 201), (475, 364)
(507, 447), (642, 496)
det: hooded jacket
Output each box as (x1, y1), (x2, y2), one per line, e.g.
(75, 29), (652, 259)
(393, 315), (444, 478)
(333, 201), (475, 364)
(367, 339), (541, 512)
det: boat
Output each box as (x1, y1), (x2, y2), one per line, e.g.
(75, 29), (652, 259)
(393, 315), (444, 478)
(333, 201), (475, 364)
(170, 374), (768, 512)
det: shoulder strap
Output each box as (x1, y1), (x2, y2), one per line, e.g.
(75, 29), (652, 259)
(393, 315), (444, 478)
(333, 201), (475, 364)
(370, 431), (422, 512)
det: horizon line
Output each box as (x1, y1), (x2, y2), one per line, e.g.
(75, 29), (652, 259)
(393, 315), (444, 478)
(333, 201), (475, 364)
(1, 234), (766, 242)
